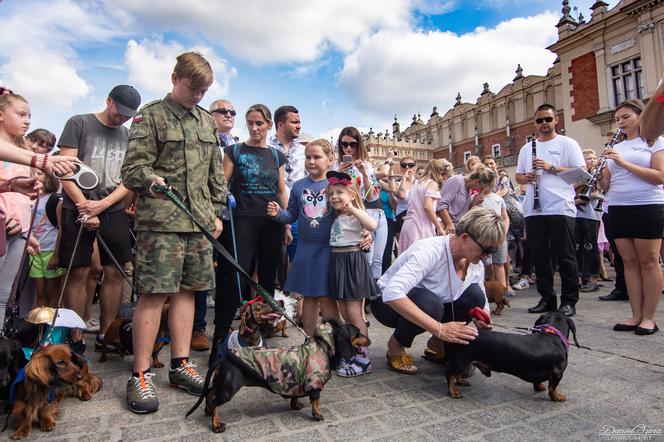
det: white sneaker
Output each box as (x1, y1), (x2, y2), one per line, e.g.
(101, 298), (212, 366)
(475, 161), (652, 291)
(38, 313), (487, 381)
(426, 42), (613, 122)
(206, 294), (215, 308)
(512, 279), (530, 290)
(86, 317), (100, 332)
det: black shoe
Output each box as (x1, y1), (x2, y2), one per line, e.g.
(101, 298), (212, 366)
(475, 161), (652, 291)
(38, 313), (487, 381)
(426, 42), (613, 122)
(558, 305), (576, 317)
(634, 324), (659, 335)
(598, 289), (629, 301)
(528, 299), (557, 314)
(613, 323), (638, 332)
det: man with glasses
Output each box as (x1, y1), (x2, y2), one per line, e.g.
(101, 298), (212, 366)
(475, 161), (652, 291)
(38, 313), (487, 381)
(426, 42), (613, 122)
(210, 99), (238, 148)
(515, 104), (585, 317)
(58, 85), (141, 355)
(269, 106), (305, 291)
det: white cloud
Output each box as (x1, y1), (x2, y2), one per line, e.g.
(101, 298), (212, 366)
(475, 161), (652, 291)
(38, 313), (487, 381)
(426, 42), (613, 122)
(107, 0), (412, 64)
(338, 12), (559, 117)
(124, 39), (237, 99)
(0, 0), (125, 109)
(1, 52), (91, 108)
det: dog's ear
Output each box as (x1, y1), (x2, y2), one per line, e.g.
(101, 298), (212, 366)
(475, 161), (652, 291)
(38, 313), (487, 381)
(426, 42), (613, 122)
(565, 316), (580, 347)
(70, 351), (85, 369)
(9, 339), (26, 375)
(25, 350), (53, 386)
(534, 313), (549, 327)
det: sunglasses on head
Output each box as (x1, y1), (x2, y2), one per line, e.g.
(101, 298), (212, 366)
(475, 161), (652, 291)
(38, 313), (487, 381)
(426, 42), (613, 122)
(212, 108), (236, 117)
(535, 116), (554, 124)
(467, 232), (499, 255)
(340, 141), (358, 149)
(400, 162), (416, 169)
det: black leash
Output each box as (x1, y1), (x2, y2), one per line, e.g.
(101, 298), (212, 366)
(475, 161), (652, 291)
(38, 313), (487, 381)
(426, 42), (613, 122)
(95, 232), (136, 295)
(151, 183), (308, 339)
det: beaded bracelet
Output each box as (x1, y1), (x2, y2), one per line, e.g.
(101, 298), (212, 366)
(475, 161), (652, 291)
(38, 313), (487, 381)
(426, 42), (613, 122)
(30, 154), (38, 169)
(40, 153), (49, 173)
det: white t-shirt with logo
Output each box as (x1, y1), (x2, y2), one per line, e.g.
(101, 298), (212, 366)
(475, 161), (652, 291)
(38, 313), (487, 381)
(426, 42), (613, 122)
(516, 135), (585, 218)
(607, 137), (664, 206)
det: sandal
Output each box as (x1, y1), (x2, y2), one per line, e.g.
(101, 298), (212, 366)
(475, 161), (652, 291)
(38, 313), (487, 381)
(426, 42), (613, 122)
(422, 346), (446, 364)
(386, 350), (418, 375)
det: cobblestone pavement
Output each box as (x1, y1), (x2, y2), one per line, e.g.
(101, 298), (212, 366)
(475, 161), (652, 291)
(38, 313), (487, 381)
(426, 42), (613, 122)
(8, 273), (664, 441)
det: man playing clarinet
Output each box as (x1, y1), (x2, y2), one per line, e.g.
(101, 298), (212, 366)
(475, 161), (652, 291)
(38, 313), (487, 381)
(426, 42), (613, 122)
(515, 104), (585, 317)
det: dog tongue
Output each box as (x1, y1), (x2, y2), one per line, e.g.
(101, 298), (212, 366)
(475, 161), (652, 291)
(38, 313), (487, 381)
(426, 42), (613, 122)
(467, 307), (491, 324)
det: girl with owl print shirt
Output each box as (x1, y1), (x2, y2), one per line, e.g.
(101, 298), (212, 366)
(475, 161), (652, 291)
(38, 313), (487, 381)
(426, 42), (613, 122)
(267, 140), (339, 337)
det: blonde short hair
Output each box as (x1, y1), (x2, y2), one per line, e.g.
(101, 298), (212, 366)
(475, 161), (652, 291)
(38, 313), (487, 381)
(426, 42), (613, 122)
(174, 52), (213, 90)
(582, 149), (596, 156)
(456, 207), (505, 246)
(467, 164), (495, 187)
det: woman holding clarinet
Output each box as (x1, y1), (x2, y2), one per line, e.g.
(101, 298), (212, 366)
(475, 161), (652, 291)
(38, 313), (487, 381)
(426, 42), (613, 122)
(598, 99), (664, 336)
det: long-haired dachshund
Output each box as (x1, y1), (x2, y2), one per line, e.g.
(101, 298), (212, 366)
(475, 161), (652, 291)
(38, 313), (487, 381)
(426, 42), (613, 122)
(188, 320), (370, 433)
(10, 345), (83, 439)
(446, 311), (579, 402)
(0, 337), (28, 402)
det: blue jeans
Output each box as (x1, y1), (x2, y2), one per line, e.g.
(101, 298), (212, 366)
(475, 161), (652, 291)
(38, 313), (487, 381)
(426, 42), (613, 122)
(193, 290), (208, 331)
(365, 209), (388, 280)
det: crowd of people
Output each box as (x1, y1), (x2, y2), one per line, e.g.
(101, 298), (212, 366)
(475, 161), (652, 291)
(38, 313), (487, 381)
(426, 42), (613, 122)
(1, 53), (663, 416)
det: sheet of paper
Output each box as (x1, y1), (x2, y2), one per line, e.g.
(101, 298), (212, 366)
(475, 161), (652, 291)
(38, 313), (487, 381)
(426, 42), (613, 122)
(558, 166), (592, 185)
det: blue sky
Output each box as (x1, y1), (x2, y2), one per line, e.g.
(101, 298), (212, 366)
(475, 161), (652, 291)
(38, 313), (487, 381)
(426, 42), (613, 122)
(0, 0), (618, 143)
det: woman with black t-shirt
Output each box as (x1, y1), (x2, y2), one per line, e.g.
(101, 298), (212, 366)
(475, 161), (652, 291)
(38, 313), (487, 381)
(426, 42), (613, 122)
(212, 104), (288, 348)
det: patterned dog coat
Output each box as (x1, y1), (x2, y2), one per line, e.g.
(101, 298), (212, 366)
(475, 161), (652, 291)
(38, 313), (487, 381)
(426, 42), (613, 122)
(231, 323), (335, 397)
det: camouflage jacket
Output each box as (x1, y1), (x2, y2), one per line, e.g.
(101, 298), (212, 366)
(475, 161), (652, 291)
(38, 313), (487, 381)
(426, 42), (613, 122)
(120, 94), (227, 232)
(231, 323), (334, 397)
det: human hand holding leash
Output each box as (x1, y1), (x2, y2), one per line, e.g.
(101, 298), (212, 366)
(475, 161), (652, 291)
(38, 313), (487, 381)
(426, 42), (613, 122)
(77, 199), (108, 218)
(83, 215), (100, 231)
(213, 217), (223, 238)
(149, 176), (168, 199)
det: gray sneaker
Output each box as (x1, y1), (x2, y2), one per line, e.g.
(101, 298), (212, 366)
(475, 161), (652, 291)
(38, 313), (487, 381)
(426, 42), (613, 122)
(169, 360), (204, 395)
(126, 372), (158, 414)
(580, 281), (600, 292)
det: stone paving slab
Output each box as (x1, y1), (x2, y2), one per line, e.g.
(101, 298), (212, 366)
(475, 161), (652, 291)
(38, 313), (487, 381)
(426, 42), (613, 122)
(3, 271), (664, 441)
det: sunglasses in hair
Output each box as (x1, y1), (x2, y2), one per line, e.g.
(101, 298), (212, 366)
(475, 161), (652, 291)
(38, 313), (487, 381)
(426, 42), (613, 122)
(467, 232), (499, 256)
(400, 162), (416, 168)
(212, 108), (237, 117)
(340, 141), (358, 149)
(535, 116), (554, 124)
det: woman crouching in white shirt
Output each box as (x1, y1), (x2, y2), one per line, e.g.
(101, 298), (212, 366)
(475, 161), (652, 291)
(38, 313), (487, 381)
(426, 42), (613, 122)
(372, 207), (505, 374)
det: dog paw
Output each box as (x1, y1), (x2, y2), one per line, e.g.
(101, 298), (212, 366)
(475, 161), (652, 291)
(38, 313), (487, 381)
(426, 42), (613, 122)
(152, 360), (164, 369)
(550, 391), (567, 402)
(290, 398), (304, 410)
(312, 414), (324, 421)
(212, 423), (226, 433)
(449, 391), (463, 399)
(457, 378), (471, 387)
(39, 420), (56, 432)
(10, 429), (29, 440)
(533, 382), (546, 392)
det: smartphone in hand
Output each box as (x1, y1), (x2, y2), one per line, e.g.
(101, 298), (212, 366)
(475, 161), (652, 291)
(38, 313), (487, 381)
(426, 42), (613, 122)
(342, 155), (353, 164)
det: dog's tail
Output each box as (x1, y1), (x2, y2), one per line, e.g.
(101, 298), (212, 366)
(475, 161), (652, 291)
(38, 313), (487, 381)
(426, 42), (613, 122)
(186, 358), (222, 418)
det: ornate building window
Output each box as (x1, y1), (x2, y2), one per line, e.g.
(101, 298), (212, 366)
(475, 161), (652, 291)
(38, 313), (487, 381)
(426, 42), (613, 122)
(463, 151), (472, 163)
(610, 57), (643, 105)
(492, 143), (501, 158)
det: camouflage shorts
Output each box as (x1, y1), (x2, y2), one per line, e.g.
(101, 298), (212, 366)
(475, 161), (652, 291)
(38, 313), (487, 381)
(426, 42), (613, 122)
(135, 231), (214, 294)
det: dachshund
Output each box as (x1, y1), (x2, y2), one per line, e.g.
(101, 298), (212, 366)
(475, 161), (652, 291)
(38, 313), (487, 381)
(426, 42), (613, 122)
(483, 280), (511, 316)
(445, 311), (579, 402)
(226, 298), (281, 351)
(9, 345), (83, 439)
(0, 337), (27, 402)
(98, 304), (169, 367)
(188, 320), (370, 433)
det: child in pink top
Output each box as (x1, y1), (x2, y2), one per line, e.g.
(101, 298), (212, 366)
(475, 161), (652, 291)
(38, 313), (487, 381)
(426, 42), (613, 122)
(398, 159), (453, 252)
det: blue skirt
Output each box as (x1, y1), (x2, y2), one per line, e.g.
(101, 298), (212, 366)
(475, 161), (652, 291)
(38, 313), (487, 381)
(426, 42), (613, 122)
(284, 240), (331, 297)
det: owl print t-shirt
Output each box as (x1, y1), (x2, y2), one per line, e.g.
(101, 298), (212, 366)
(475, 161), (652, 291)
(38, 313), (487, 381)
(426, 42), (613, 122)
(275, 177), (335, 243)
(225, 143), (287, 218)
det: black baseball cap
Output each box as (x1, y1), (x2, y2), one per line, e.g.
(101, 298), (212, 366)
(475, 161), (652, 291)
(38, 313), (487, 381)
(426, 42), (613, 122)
(108, 85), (141, 117)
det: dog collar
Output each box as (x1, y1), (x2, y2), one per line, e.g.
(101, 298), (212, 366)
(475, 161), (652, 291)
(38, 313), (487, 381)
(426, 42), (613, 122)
(532, 324), (569, 351)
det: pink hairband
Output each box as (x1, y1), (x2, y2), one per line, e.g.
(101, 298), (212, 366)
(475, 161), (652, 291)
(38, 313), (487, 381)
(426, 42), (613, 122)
(328, 177), (352, 186)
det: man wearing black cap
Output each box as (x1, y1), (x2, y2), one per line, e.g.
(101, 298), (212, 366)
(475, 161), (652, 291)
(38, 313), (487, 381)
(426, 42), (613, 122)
(58, 85), (141, 354)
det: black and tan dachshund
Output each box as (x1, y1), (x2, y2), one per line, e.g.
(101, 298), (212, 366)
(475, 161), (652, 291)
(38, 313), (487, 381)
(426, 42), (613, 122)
(446, 311), (579, 401)
(187, 320), (370, 433)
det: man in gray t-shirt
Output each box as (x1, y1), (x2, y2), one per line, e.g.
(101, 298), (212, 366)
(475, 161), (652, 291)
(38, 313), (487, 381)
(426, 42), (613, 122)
(57, 85), (141, 353)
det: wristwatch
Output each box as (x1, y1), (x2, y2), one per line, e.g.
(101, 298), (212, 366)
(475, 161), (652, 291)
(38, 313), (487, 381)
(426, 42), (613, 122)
(549, 164), (557, 173)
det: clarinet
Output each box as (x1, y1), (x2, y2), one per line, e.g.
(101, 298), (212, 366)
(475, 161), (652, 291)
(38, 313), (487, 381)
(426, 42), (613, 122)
(579, 128), (622, 202)
(531, 136), (541, 211)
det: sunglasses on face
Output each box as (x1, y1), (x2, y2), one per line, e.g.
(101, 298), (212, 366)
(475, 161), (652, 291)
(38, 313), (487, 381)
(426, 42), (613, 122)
(212, 108), (237, 117)
(400, 162), (416, 169)
(340, 141), (358, 149)
(535, 116), (554, 124)
(467, 233), (499, 255)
